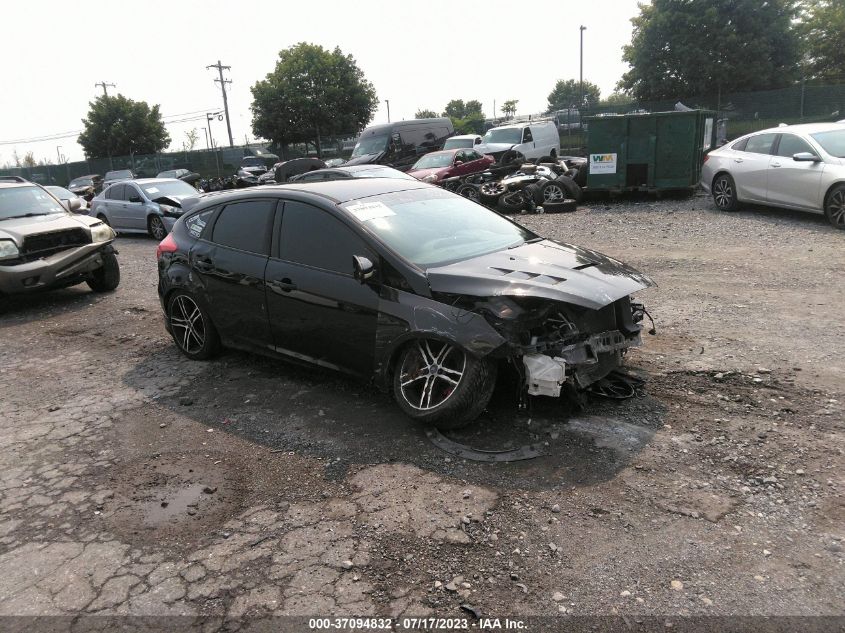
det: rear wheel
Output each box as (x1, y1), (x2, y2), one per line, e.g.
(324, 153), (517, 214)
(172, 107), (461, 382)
(148, 215), (167, 240)
(497, 190), (527, 214)
(393, 339), (497, 429)
(536, 180), (567, 204)
(456, 183), (480, 202)
(712, 173), (739, 211)
(479, 181), (506, 207)
(87, 251), (120, 293)
(167, 292), (220, 360)
(554, 175), (583, 202)
(824, 184), (845, 230)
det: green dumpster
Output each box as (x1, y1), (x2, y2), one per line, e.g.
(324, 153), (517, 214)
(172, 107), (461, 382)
(584, 110), (717, 192)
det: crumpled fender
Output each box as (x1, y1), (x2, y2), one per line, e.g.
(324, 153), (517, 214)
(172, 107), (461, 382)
(373, 286), (505, 387)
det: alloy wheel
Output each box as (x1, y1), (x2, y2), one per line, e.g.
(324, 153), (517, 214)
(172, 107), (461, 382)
(713, 177), (733, 209)
(399, 340), (467, 411)
(149, 216), (166, 240)
(826, 189), (845, 228)
(543, 183), (566, 203)
(170, 295), (206, 354)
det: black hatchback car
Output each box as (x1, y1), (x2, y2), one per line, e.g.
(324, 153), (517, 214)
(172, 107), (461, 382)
(157, 179), (654, 428)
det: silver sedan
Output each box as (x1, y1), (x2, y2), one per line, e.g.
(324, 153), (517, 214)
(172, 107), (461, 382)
(700, 122), (845, 229)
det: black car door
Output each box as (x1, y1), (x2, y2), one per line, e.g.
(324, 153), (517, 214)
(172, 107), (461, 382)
(189, 199), (277, 351)
(264, 199), (380, 376)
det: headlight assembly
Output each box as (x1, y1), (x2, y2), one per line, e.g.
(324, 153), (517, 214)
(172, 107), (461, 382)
(0, 239), (20, 261)
(422, 174), (438, 183)
(90, 222), (115, 243)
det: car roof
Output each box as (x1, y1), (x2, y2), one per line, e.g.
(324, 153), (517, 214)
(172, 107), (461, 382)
(418, 149), (459, 158)
(448, 134), (480, 140)
(333, 164), (401, 173)
(754, 122), (845, 135)
(132, 178), (182, 185)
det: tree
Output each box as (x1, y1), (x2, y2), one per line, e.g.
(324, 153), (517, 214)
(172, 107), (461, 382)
(547, 79), (601, 111)
(22, 152), (36, 168)
(415, 109), (438, 119)
(602, 91), (636, 108)
(183, 128), (199, 152)
(501, 99), (519, 119)
(619, 0), (800, 101)
(78, 94), (170, 158)
(442, 99), (484, 119)
(251, 43), (378, 157)
(799, 0), (845, 82)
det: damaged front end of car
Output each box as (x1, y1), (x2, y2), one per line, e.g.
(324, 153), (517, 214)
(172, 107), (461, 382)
(424, 239), (656, 403)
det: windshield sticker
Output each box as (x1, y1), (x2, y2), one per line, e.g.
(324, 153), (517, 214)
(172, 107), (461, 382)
(145, 187), (160, 194)
(345, 201), (396, 222)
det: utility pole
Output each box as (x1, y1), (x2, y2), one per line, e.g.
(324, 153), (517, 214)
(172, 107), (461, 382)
(206, 60), (234, 147)
(579, 25), (587, 111)
(95, 81), (115, 97)
(385, 100), (391, 123)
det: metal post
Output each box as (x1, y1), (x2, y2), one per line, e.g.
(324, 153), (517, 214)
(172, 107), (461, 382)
(207, 60), (234, 147)
(579, 26), (587, 110)
(800, 75), (806, 120)
(386, 100), (391, 123)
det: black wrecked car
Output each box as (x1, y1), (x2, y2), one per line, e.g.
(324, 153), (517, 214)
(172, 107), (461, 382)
(156, 179), (654, 428)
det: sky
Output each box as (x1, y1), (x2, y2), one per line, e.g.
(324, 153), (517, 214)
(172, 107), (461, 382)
(0, 0), (644, 165)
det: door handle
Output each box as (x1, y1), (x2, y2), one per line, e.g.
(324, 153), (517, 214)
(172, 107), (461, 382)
(194, 256), (213, 272)
(270, 277), (297, 292)
(733, 158), (744, 163)
(771, 162), (781, 168)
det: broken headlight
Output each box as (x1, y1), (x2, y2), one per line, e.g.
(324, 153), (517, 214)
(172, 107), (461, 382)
(0, 239), (19, 261)
(159, 205), (183, 218)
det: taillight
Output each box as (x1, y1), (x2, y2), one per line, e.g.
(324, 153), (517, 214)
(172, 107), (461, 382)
(156, 233), (177, 260)
(702, 153), (710, 164)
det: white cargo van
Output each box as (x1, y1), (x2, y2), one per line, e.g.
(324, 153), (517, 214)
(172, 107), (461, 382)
(476, 121), (560, 163)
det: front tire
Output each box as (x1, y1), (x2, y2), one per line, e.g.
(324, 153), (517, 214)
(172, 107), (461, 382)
(712, 173), (739, 211)
(824, 185), (845, 230)
(87, 251), (120, 292)
(393, 339), (497, 430)
(148, 215), (167, 240)
(167, 291), (220, 360)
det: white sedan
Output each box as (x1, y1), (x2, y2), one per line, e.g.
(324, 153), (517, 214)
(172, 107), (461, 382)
(700, 122), (845, 229)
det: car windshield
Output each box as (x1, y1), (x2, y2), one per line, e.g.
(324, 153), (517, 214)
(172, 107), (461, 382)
(106, 170), (132, 180)
(340, 188), (535, 268)
(443, 138), (474, 149)
(0, 185), (66, 220)
(352, 134), (388, 157)
(69, 178), (93, 188)
(242, 158), (264, 167)
(140, 180), (197, 198)
(810, 129), (845, 158)
(46, 186), (77, 199)
(482, 128), (521, 144)
(412, 153), (453, 169)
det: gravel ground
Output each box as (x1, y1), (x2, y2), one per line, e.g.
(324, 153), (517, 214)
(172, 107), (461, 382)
(0, 193), (842, 630)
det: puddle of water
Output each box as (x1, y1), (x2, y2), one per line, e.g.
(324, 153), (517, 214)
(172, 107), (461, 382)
(566, 416), (656, 453)
(139, 483), (209, 526)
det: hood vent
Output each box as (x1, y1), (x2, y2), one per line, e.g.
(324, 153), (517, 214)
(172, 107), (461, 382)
(489, 267), (567, 285)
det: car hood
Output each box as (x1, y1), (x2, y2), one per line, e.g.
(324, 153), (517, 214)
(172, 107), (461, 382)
(0, 213), (96, 246)
(425, 239), (655, 310)
(151, 195), (191, 207)
(475, 142), (515, 155)
(68, 185), (93, 193)
(407, 167), (446, 180)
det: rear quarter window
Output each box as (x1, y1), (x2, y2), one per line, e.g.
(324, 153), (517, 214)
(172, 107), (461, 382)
(185, 209), (214, 239)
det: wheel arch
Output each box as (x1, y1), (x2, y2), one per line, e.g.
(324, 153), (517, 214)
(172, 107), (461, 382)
(822, 180), (845, 209)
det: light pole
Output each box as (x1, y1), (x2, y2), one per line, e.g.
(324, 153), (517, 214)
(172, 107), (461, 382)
(385, 100), (391, 123)
(56, 146), (63, 164)
(579, 25), (587, 111)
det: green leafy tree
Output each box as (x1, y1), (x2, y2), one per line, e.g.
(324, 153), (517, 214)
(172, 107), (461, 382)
(602, 91), (636, 108)
(464, 100), (483, 116)
(415, 109), (438, 119)
(78, 94), (170, 158)
(799, 0), (845, 81)
(548, 79), (601, 111)
(440, 99), (484, 134)
(251, 43), (378, 158)
(501, 99), (519, 119)
(619, 0), (800, 100)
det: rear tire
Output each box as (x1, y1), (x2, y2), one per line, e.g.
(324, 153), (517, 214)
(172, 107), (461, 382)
(167, 291), (220, 360)
(712, 173), (739, 211)
(542, 199), (577, 213)
(554, 175), (583, 202)
(456, 183), (481, 202)
(497, 190), (526, 214)
(824, 184), (845, 230)
(87, 251), (120, 293)
(392, 339), (497, 430)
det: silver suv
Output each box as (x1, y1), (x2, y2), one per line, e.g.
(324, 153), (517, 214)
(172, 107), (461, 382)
(0, 177), (119, 298)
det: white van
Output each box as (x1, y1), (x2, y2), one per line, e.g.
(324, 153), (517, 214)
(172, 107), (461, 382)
(476, 121), (561, 163)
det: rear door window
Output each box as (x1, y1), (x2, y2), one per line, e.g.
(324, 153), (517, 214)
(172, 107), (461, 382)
(211, 199), (276, 254)
(106, 184), (124, 201)
(744, 133), (777, 155)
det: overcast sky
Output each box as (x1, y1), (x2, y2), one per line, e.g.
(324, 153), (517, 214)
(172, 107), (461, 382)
(0, 0), (644, 164)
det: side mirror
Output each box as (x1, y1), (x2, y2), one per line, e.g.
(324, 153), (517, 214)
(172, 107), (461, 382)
(128, 195), (143, 203)
(475, 138), (481, 144)
(67, 197), (82, 212)
(352, 255), (375, 284)
(454, 160), (464, 166)
(793, 152), (821, 163)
